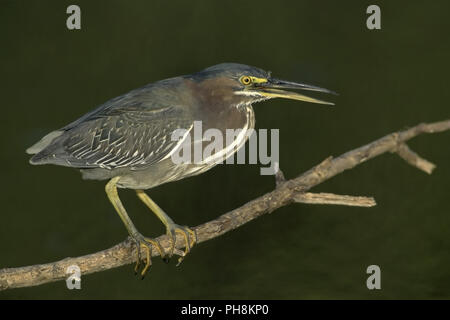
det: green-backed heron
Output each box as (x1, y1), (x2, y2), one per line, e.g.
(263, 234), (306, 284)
(27, 63), (335, 276)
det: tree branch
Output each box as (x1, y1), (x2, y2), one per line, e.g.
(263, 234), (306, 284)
(1, 120), (449, 291)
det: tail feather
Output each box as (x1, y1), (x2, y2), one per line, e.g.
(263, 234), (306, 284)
(26, 130), (64, 155)
(26, 130), (64, 165)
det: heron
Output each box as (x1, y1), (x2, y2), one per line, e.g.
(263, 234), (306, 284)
(26, 63), (335, 277)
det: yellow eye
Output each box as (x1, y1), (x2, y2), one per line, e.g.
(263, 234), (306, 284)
(240, 76), (252, 85)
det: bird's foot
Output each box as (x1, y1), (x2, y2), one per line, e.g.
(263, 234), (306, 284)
(166, 224), (197, 266)
(131, 233), (165, 279)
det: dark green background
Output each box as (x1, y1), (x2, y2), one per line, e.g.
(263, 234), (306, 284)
(1, 0), (449, 299)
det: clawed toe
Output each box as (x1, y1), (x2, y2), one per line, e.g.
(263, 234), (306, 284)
(130, 226), (196, 278)
(132, 234), (165, 278)
(166, 224), (197, 265)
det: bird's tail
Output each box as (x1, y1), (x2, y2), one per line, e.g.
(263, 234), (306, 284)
(26, 130), (64, 164)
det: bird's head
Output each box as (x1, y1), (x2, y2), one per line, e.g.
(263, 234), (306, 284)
(190, 63), (336, 107)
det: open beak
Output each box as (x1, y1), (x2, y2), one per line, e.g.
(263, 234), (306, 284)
(252, 78), (337, 105)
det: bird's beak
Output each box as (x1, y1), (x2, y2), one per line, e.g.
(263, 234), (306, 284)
(252, 78), (337, 105)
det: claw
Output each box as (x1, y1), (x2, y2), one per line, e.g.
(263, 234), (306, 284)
(130, 233), (165, 278)
(129, 224), (195, 277)
(167, 229), (177, 258)
(166, 224), (197, 266)
(143, 237), (165, 258)
(140, 245), (151, 278)
(133, 239), (142, 275)
(176, 251), (187, 267)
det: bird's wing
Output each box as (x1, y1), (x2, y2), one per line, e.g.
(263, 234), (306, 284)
(30, 78), (197, 169)
(56, 106), (193, 170)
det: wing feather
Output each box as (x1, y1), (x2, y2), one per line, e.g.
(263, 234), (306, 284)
(60, 108), (192, 169)
(29, 77), (194, 169)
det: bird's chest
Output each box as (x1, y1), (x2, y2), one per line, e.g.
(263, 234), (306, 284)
(198, 101), (254, 133)
(181, 104), (254, 168)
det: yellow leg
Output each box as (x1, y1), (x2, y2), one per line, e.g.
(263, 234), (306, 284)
(136, 189), (196, 265)
(105, 177), (164, 278)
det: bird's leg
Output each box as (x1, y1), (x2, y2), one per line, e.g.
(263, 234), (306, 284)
(105, 177), (165, 277)
(136, 189), (197, 265)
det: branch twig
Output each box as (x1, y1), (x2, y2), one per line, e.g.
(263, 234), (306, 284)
(294, 192), (376, 207)
(1, 120), (449, 291)
(394, 142), (436, 174)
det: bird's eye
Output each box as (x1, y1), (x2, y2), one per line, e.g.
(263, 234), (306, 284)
(240, 76), (252, 85)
